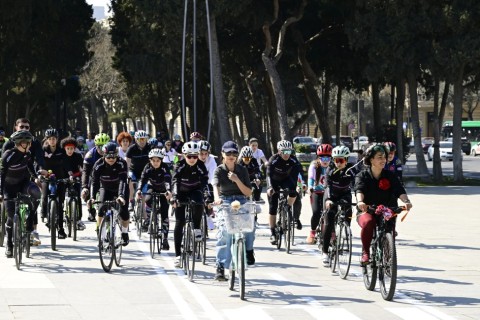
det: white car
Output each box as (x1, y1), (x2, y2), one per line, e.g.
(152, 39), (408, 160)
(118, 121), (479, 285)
(354, 136), (369, 150)
(427, 141), (457, 161)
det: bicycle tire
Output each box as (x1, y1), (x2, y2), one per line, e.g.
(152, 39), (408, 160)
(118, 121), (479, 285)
(156, 213), (162, 255)
(49, 200), (57, 251)
(229, 238), (237, 291)
(337, 223), (352, 279)
(275, 207), (283, 250)
(114, 219), (123, 267)
(286, 209), (292, 254)
(98, 216), (114, 272)
(199, 212), (207, 264)
(186, 223), (196, 281)
(0, 203), (6, 247)
(149, 213), (157, 258)
(330, 229), (337, 273)
(65, 199), (72, 238)
(363, 244), (377, 291)
(71, 198), (78, 241)
(238, 238), (246, 300)
(13, 214), (22, 270)
(379, 232), (397, 301)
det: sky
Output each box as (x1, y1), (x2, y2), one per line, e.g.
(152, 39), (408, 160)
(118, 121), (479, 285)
(86, 0), (109, 7)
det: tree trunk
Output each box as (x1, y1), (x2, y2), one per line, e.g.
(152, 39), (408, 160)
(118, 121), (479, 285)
(244, 74), (268, 151)
(335, 86), (342, 140)
(264, 75), (281, 151)
(431, 77), (443, 182)
(372, 82), (382, 142)
(395, 79), (405, 162)
(452, 70), (464, 183)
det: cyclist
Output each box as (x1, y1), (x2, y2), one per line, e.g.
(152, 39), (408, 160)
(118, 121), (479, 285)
(0, 130), (44, 256)
(197, 140), (216, 221)
(148, 137), (162, 149)
(212, 141), (254, 280)
(40, 128), (68, 239)
(266, 140), (303, 245)
(383, 141), (403, 182)
(171, 141), (209, 268)
(126, 130), (151, 211)
(60, 136), (86, 231)
(306, 144), (333, 244)
(355, 144), (412, 265)
(189, 131), (203, 142)
(136, 148), (172, 250)
(89, 142), (130, 246)
(162, 140), (177, 171)
(171, 134), (184, 153)
(81, 133), (110, 221)
(237, 146), (262, 202)
(248, 137), (268, 167)
(76, 136), (88, 156)
(116, 131), (132, 160)
(322, 146), (356, 265)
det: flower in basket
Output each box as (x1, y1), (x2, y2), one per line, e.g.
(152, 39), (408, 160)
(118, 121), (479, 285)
(375, 205), (394, 221)
(231, 200), (241, 211)
(378, 178), (391, 190)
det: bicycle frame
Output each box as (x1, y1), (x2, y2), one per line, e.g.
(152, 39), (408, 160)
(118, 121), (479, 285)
(97, 200), (123, 272)
(275, 189), (294, 253)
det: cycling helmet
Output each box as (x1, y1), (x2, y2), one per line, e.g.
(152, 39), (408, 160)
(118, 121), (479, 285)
(332, 145), (350, 158)
(240, 146), (254, 158)
(189, 131), (202, 140)
(277, 140), (293, 151)
(182, 141), (200, 155)
(76, 136), (85, 142)
(198, 140), (211, 152)
(60, 137), (78, 148)
(148, 137), (159, 147)
(134, 130), (148, 139)
(317, 144), (333, 156)
(10, 130), (33, 144)
(0, 130), (5, 136)
(383, 141), (396, 152)
(173, 134), (181, 141)
(94, 133), (110, 146)
(45, 128), (58, 138)
(148, 148), (165, 159)
(102, 142), (118, 156)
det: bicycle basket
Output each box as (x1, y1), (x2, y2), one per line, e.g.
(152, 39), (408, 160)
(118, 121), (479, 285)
(223, 202), (256, 234)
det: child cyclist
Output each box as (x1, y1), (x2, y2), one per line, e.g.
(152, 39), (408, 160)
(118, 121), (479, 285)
(88, 142), (130, 246)
(136, 148), (172, 250)
(237, 146), (262, 201)
(322, 145), (356, 265)
(383, 141), (403, 183)
(306, 144), (333, 244)
(60, 136), (86, 231)
(171, 141), (209, 268)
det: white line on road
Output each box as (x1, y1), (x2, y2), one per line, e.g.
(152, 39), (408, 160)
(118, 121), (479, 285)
(386, 307), (456, 320)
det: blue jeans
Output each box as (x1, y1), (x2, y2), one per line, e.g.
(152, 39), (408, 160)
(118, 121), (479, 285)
(215, 195), (255, 268)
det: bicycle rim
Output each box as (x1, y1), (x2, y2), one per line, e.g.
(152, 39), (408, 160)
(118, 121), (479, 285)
(337, 224), (352, 279)
(187, 224), (196, 281)
(13, 215), (22, 270)
(114, 220), (122, 267)
(49, 200), (57, 251)
(379, 232), (397, 301)
(71, 199), (78, 241)
(238, 239), (246, 300)
(0, 203), (6, 247)
(98, 217), (114, 272)
(363, 245), (377, 291)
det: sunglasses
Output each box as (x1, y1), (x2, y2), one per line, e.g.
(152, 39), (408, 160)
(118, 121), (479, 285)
(281, 149), (293, 155)
(225, 152), (238, 157)
(243, 157), (251, 161)
(19, 125), (30, 130)
(186, 155), (198, 159)
(319, 156), (331, 162)
(105, 154), (117, 159)
(334, 158), (346, 164)
(137, 138), (147, 141)
(165, 144), (171, 146)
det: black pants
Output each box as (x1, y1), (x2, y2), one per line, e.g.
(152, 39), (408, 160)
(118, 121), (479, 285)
(310, 192), (325, 230)
(144, 187), (170, 236)
(322, 193), (352, 253)
(41, 181), (66, 229)
(173, 190), (204, 256)
(251, 181), (262, 201)
(97, 188), (130, 221)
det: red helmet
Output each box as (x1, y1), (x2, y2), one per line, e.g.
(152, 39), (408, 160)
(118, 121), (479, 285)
(317, 144), (333, 156)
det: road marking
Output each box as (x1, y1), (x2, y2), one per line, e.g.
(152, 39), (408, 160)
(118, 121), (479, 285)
(386, 307), (457, 320)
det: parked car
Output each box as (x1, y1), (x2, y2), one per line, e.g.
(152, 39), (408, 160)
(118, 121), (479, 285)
(332, 135), (354, 151)
(427, 141), (455, 161)
(354, 136), (369, 150)
(443, 137), (471, 155)
(292, 136), (317, 153)
(471, 142), (480, 156)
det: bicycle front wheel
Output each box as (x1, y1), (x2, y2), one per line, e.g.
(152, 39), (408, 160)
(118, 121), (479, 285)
(186, 223), (196, 282)
(379, 232), (397, 301)
(363, 244), (377, 291)
(238, 238), (246, 300)
(149, 214), (158, 258)
(198, 212), (207, 264)
(98, 216), (114, 272)
(65, 199), (72, 238)
(114, 220), (123, 267)
(330, 230), (337, 273)
(71, 199), (78, 241)
(0, 203), (6, 247)
(336, 223), (352, 279)
(13, 215), (22, 270)
(134, 200), (143, 238)
(49, 200), (57, 251)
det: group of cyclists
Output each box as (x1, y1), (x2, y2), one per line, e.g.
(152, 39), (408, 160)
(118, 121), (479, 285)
(0, 117), (413, 281)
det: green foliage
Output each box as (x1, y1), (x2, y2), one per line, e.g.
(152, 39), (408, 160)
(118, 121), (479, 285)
(294, 143), (311, 154)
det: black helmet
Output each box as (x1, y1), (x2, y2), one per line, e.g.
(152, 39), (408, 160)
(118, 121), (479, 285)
(11, 130), (33, 144)
(102, 142), (118, 157)
(45, 128), (58, 138)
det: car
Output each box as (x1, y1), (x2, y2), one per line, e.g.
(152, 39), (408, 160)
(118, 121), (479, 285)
(354, 136), (369, 150)
(292, 136), (317, 153)
(427, 141), (456, 161)
(444, 137), (471, 155)
(318, 135), (354, 151)
(471, 142), (480, 156)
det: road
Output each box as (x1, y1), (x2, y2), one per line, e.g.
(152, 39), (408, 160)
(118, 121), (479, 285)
(0, 187), (479, 320)
(405, 152), (480, 179)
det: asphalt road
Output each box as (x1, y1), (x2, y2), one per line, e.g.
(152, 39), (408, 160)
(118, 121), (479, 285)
(0, 187), (478, 320)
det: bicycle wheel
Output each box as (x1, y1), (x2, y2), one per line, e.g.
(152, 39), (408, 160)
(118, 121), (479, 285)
(71, 199), (78, 241)
(330, 230), (337, 273)
(49, 200), (57, 251)
(238, 238), (246, 300)
(286, 209), (294, 254)
(134, 200), (143, 238)
(186, 223), (196, 281)
(275, 209), (283, 250)
(198, 212), (207, 264)
(13, 215), (22, 270)
(336, 223), (352, 279)
(229, 238), (237, 291)
(379, 232), (397, 301)
(149, 214), (157, 258)
(98, 216), (114, 272)
(114, 219), (123, 267)
(363, 244), (377, 291)
(65, 199), (72, 238)
(0, 203), (6, 247)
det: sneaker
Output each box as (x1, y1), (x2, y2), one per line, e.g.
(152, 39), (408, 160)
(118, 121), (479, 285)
(270, 235), (277, 245)
(194, 229), (202, 242)
(361, 251), (370, 265)
(76, 221), (86, 231)
(5, 246), (13, 258)
(128, 201), (134, 212)
(121, 233), (129, 246)
(162, 239), (170, 250)
(306, 230), (316, 244)
(246, 249), (255, 266)
(322, 252), (329, 266)
(142, 220), (149, 232)
(296, 219), (303, 230)
(58, 228), (67, 239)
(31, 231), (41, 246)
(214, 266), (226, 281)
(174, 256), (181, 268)
(87, 208), (96, 222)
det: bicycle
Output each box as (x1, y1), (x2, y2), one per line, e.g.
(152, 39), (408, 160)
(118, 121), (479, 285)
(362, 205), (408, 301)
(42, 174), (68, 251)
(148, 192), (168, 258)
(220, 201), (256, 300)
(64, 178), (81, 241)
(176, 198), (200, 282)
(0, 202), (6, 247)
(96, 200), (125, 272)
(274, 189), (295, 253)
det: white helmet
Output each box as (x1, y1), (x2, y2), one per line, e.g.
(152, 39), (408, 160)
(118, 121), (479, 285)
(182, 141), (200, 155)
(135, 130), (148, 139)
(148, 148), (165, 159)
(240, 146), (254, 158)
(332, 146), (350, 158)
(277, 140), (293, 151)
